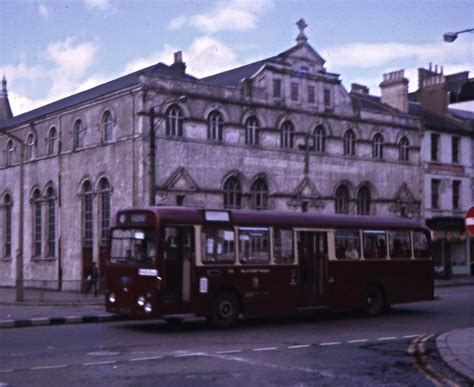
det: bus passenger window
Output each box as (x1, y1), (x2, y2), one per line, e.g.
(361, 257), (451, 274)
(274, 229), (294, 264)
(239, 227), (270, 264)
(413, 232), (430, 259)
(202, 228), (235, 264)
(363, 231), (387, 259)
(389, 231), (411, 259)
(335, 230), (360, 260)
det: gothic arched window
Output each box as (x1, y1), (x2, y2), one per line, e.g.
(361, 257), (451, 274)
(313, 125), (326, 152)
(98, 178), (111, 245)
(3, 194), (12, 258)
(399, 137), (409, 161)
(280, 121), (294, 149)
(46, 186), (56, 257)
(48, 127), (58, 156)
(208, 110), (223, 141)
(102, 111), (114, 142)
(245, 116), (259, 145)
(165, 105), (183, 137)
(223, 176), (242, 209)
(74, 119), (86, 150)
(32, 189), (42, 257)
(373, 133), (384, 159)
(343, 129), (356, 156)
(251, 178), (268, 210)
(335, 184), (349, 214)
(26, 133), (36, 160)
(357, 186), (371, 215)
(82, 180), (93, 247)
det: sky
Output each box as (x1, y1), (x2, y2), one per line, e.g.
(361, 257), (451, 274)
(1, 0), (473, 116)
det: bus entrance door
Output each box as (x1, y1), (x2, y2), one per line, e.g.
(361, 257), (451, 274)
(163, 227), (194, 310)
(297, 231), (328, 307)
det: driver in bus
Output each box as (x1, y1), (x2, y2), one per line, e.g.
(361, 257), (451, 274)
(345, 239), (359, 259)
(133, 240), (149, 263)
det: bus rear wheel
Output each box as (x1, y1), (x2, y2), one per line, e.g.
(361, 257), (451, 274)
(363, 285), (385, 316)
(209, 291), (240, 328)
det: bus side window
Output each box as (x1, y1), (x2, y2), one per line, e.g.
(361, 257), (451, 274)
(389, 231), (411, 259)
(413, 232), (430, 259)
(239, 227), (270, 264)
(274, 229), (294, 264)
(363, 231), (387, 259)
(335, 230), (360, 260)
(202, 227), (235, 264)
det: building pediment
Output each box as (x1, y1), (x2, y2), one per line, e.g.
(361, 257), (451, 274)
(163, 167), (198, 192)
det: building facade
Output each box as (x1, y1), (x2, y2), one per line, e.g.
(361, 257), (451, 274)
(0, 21), (469, 288)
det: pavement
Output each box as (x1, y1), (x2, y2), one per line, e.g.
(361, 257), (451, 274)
(0, 277), (473, 382)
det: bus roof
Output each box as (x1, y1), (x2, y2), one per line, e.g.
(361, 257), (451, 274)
(115, 206), (429, 232)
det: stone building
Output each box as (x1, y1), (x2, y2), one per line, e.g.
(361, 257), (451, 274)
(0, 21), (431, 287)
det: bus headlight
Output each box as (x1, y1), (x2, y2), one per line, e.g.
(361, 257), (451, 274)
(137, 295), (145, 307)
(108, 293), (116, 303)
(144, 303), (152, 313)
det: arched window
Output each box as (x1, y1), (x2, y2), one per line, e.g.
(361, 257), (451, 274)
(343, 129), (356, 156)
(98, 178), (111, 245)
(251, 178), (268, 210)
(399, 137), (409, 161)
(32, 189), (42, 257)
(208, 110), (223, 141)
(165, 105), (183, 137)
(26, 133), (35, 160)
(82, 181), (93, 247)
(48, 127), (58, 156)
(6, 139), (14, 166)
(335, 184), (349, 214)
(102, 111), (114, 142)
(313, 125), (326, 152)
(373, 133), (384, 159)
(245, 116), (259, 145)
(357, 186), (371, 215)
(46, 187), (56, 257)
(223, 176), (242, 209)
(280, 121), (294, 149)
(74, 119), (86, 150)
(3, 194), (12, 258)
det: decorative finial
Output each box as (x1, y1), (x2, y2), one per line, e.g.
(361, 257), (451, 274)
(296, 18), (308, 44)
(1, 75), (7, 97)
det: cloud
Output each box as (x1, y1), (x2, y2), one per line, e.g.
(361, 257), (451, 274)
(43, 38), (97, 98)
(84, 0), (113, 11)
(123, 36), (239, 79)
(170, 0), (273, 33)
(38, 3), (49, 17)
(322, 37), (473, 70)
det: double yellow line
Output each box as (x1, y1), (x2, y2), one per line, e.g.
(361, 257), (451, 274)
(408, 334), (459, 387)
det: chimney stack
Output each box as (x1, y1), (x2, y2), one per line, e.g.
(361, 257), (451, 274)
(351, 83), (369, 95)
(419, 74), (448, 116)
(379, 69), (409, 113)
(170, 51), (186, 74)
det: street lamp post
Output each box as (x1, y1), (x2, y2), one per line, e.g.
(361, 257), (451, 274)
(443, 28), (474, 42)
(5, 132), (25, 302)
(139, 95), (187, 206)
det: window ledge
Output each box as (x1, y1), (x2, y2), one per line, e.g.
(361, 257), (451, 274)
(32, 257), (57, 262)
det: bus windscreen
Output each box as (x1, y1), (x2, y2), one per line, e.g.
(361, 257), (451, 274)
(110, 228), (156, 264)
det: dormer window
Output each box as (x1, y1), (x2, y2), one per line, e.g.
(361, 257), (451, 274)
(308, 86), (315, 104)
(324, 88), (332, 108)
(273, 79), (281, 99)
(291, 83), (299, 101)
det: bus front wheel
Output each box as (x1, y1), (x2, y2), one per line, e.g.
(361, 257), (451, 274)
(210, 291), (240, 328)
(363, 285), (385, 316)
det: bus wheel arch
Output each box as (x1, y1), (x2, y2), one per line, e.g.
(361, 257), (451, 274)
(362, 283), (386, 316)
(209, 288), (242, 328)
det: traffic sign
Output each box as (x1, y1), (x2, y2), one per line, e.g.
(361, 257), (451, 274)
(465, 206), (474, 236)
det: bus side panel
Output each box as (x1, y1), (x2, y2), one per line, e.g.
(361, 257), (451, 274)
(190, 265), (299, 318)
(327, 260), (434, 310)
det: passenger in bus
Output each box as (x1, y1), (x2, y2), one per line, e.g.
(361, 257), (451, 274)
(345, 240), (359, 259)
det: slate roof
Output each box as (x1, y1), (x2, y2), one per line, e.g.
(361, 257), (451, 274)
(201, 58), (275, 87)
(350, 92), (411, 115)
(0, 63), (196, 130)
